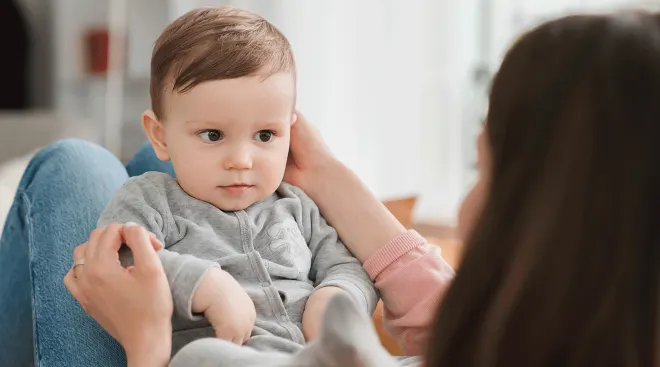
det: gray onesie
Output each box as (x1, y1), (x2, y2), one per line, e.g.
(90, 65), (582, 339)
(97, 172), (378, 355)
(170, 292), (422, 367)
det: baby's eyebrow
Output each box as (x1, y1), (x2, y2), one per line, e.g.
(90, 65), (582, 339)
(184, 119), (225, 125)
(183, 119), (288, 129)
(256, 121), (288, 130)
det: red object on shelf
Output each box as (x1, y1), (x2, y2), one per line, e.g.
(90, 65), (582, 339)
(86, 28), (109, 75)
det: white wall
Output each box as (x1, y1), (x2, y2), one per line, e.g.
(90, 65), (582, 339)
(220, 0), (482, 223)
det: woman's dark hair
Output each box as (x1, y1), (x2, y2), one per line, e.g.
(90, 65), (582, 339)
(426, 12), (660, 366)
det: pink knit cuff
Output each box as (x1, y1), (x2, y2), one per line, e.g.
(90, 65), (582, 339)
(363, 230), (427, 280)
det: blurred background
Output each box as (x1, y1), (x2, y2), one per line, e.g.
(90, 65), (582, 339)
(0, 0), (658, 231)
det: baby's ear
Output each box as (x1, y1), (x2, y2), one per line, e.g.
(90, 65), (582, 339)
(141, 109), (170, 161)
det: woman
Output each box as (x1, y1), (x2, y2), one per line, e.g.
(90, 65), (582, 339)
(426, 12), (660, 366)
(3, 10), (660, 367)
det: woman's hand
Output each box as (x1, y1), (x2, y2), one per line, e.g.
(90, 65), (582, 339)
(285, 112), (406, 263)
(64, 223), (172, 367)
(284, 112), (337, 193)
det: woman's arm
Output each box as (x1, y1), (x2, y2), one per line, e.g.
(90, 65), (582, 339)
(302, 159), (408, 263)
(364, 231), (454, 355)
(285, 114), (455, 355)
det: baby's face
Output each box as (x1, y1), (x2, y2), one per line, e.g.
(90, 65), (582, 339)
(152, 72), (296, 211)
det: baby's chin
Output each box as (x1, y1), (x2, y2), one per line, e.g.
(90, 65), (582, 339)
(202, 196), (250, 211)
(214, 201), (253, 212)
(210, 193), (272, 212)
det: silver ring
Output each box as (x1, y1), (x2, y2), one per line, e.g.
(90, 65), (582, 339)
(73, 258), (86, 268)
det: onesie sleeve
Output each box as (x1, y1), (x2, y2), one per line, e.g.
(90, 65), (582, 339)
(97, 173), (219, 323)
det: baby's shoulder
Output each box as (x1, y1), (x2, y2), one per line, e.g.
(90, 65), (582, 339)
(274, 183), (324, 217)
(119, 171), (189, 208)
(277, 182), (313, 203)
(126, 171), (176, 190)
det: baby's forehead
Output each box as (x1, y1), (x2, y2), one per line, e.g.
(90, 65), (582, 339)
(163, 74), (295, 124)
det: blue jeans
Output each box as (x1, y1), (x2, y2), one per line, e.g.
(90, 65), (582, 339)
(0, 139), (174, 367)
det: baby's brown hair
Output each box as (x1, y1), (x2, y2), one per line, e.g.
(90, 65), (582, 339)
(150, 6), (295, 119)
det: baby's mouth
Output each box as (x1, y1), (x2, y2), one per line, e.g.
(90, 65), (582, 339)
(219, 184), (254, 196)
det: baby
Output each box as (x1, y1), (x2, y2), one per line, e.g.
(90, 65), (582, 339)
(97, 6), (378, 355)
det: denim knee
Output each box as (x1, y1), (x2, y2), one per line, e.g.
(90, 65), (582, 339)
(32, 139), (116, 171)
(19, 139), (127, 194)
(10, 138), (129, 366)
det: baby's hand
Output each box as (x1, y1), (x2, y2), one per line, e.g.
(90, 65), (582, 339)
(192, 268), (256, 344)
(302, 286), (346, 341)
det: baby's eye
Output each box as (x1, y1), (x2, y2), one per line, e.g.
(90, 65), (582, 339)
(199, 130), (223, 142)
(254, 130), (275, 143)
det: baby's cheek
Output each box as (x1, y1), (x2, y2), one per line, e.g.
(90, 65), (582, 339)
(263, 152), (288, 185)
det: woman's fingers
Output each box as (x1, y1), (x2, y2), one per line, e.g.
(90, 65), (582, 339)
(73, 243), (87, 260)
(290, 111), (323, 151)
(122, 223), (162, 273)
(284, 111), (333, 186)
(74, 223), (163, 281)
(73, 243), (87, 279)
(84, 227), (104, 261)
(148, 232), (164, 251)
(94, 223), (125, 263)
(293, 110), (304, 125)
(64, 269), (86, 307)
